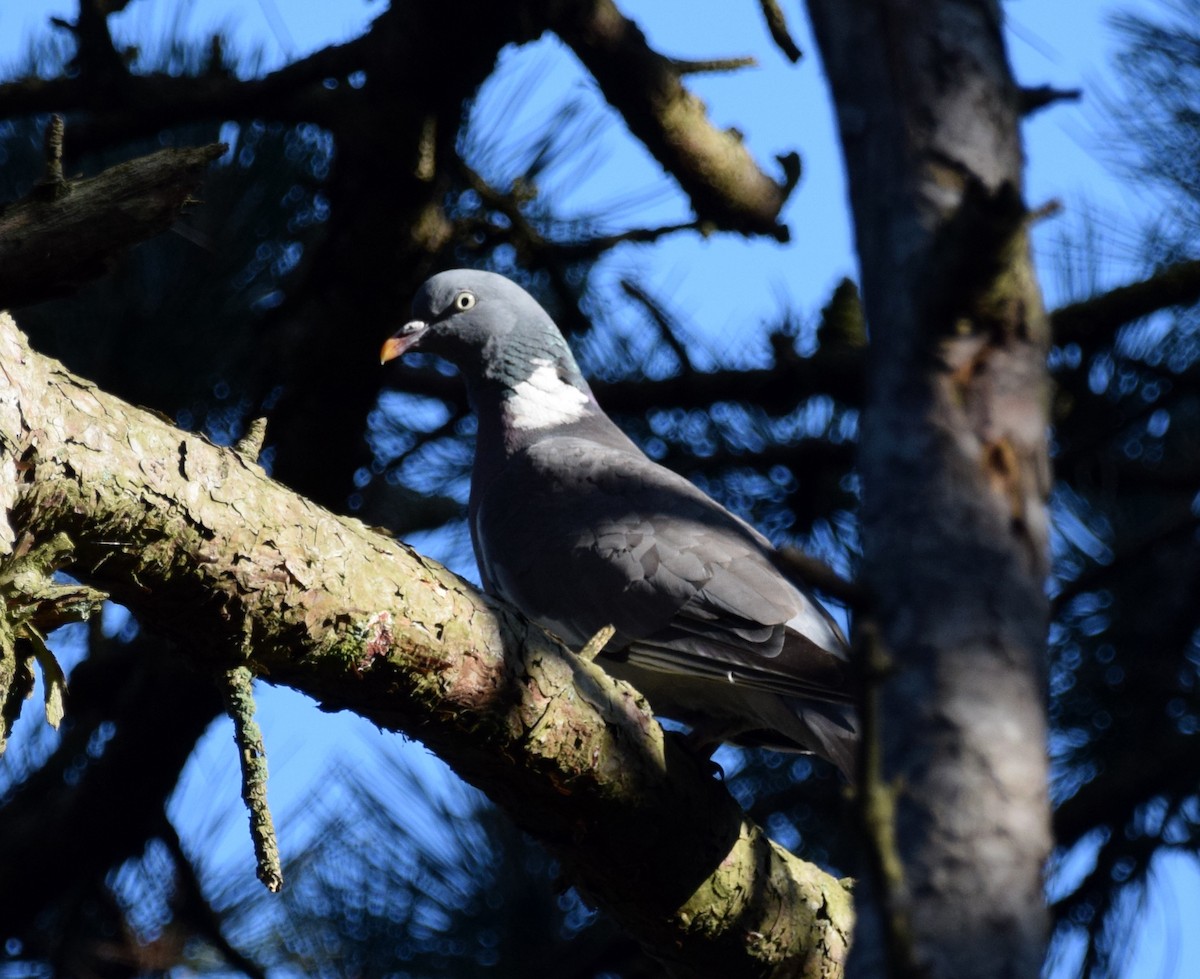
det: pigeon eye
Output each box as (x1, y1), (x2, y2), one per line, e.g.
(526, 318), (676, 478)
(453, 292), (476, 311)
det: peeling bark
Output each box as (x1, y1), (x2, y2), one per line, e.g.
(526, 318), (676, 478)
(806, 2), (1053, 977)
(0, 312), (851, 978)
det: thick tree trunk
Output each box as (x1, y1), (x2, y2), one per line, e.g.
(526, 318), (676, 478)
(805, 2), (1053, 976)
(0, 312), (851, 978)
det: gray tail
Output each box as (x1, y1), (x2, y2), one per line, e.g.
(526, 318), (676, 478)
(802, 702), (859, 782)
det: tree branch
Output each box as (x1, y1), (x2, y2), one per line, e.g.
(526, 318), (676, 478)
(0, 140), (226, 308)
(547, 0), (793, 238)
(4, 0), (798, 246)
(1050, 258), (1200, 347)
(668, 55), (758, 75)
(0, 28), (373, 142)
(385, 347), (863, 420)
(1052, 731), (1200, 849)
(758, 0), (804, 63)
(772, 547), (864, 610)
(1052, 510), (1199, 615)
(0, 312), (852, 978)
(1017, 85), (1081, 117)
(457, 161), (702, 265)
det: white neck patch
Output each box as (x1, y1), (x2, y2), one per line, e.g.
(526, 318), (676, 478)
(505, 358), (589, 431)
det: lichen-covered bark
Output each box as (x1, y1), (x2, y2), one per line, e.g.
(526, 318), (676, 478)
(0, 312), (851, 978)
(805, 2), (1052, 977)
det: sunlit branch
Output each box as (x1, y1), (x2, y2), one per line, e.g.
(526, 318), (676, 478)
(758, 0), (803, 63)
(548, 0), (793, 238)
(0, 311), (854, 975)
(668, 55), (757, 75)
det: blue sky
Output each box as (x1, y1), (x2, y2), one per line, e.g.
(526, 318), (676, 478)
(1, 1), (1193, 975)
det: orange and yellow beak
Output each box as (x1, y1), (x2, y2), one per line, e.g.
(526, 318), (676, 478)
(380, 320), (427, 364)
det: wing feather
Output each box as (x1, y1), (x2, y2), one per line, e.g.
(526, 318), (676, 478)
(472, 434), (856, 768)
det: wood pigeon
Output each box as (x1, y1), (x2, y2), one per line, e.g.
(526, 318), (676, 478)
(382, 270), (857, 778)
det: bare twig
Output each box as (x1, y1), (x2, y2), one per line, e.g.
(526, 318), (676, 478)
(1018, 84), (1082, 117)
(758, 0), (803, 62)
(37, 115), (69, 201)
(234, 418), (269, 464)
(669, 55), (757, 75)
(221, 665), (283, 893)
(577, 624), (616, 662)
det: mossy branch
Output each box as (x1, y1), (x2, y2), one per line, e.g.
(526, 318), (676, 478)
(0, 311), (852, 978)
(222, 664), (283, 893)
(0, 531), (106, 751)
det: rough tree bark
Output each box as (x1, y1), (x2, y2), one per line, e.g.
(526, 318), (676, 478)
(806, 2), (1052, 977)
(0, 313), (852, 979)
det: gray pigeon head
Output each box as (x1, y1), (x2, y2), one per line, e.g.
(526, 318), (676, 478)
(381, 270), (577, 385)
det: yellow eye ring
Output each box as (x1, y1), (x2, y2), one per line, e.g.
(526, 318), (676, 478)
(454, 292), (476, 311)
